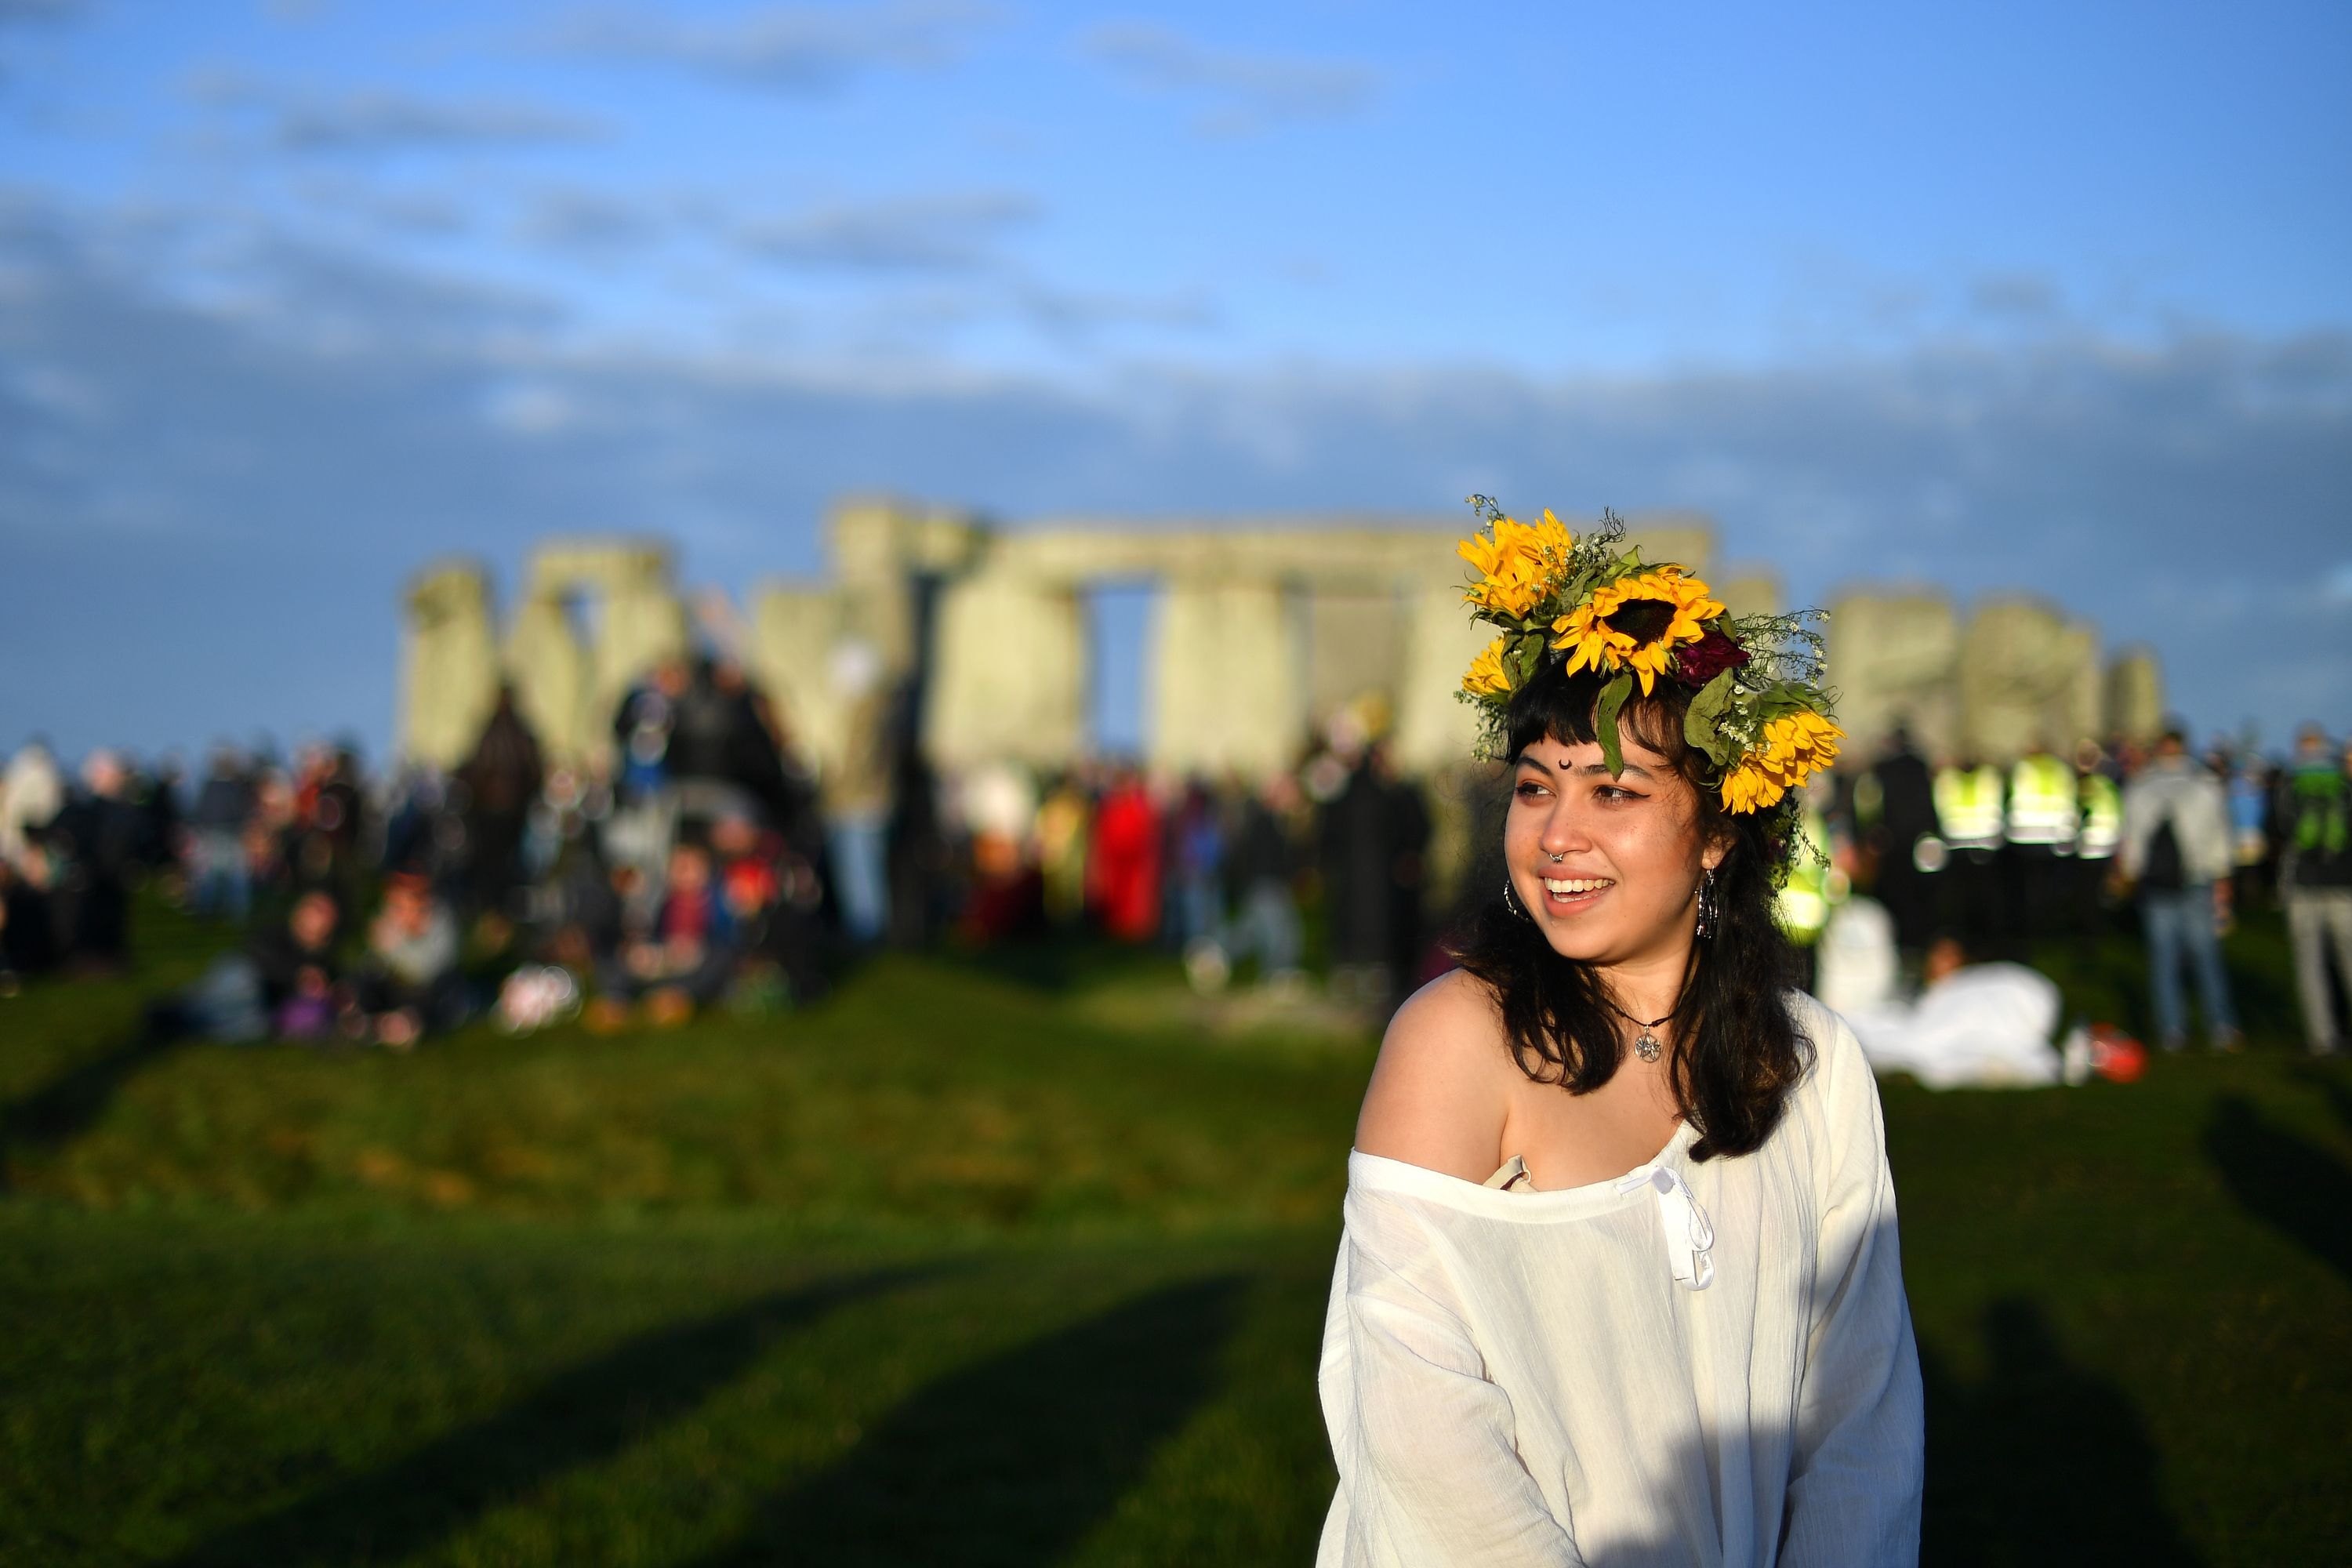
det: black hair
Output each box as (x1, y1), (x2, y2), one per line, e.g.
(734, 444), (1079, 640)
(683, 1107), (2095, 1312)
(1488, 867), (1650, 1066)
(1450, 659), (1811, 1161)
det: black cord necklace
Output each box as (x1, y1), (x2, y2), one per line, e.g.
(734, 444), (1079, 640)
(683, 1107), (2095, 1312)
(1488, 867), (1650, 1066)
(1608, 1003), (1677, 1063)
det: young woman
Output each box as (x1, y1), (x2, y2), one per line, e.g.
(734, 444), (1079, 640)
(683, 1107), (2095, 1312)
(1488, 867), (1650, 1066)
(1317, 514), (1922, 1566)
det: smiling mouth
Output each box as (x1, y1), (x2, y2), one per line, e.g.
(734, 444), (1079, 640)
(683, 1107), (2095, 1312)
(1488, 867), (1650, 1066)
(1541, 876), (1614, 898)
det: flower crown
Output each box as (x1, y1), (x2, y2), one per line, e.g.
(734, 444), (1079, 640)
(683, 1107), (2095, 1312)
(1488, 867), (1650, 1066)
(1454, 499), (1843, 819)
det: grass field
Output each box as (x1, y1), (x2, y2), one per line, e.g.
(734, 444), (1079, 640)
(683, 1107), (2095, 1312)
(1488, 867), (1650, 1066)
(2, 901), (2347, 1566)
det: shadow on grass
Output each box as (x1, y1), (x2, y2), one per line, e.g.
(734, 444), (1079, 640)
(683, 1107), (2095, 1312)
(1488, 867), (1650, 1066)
(2204, 1093), (2352, 1286)
(0, 1026), (178, 1190)
(161, 1269), (918, 1568)
(688, 1273), (1243, 1567)
(1922, 1298), (2202, 1567)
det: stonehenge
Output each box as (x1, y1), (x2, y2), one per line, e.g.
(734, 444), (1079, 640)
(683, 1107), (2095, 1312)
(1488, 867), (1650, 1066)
(395, 499), (2165, 780)
(1827, 586), (2163, 764)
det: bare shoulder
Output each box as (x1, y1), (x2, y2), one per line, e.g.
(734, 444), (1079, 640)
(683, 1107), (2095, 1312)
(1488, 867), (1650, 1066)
(1353, 967), (1515, 1182)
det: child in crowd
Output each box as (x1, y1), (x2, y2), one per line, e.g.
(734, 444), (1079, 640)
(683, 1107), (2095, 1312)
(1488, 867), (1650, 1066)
(588, 840), (739, 1029)
(348, 871), (464, 1049)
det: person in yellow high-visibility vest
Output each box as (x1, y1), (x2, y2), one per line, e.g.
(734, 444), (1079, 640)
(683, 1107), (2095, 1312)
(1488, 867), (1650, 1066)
(2072, 739), (2124, 935)
(2004, 740), (2079, 940)
(1933, 756), (2007, 947)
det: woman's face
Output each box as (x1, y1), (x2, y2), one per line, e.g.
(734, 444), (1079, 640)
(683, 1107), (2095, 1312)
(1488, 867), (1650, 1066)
(1506, 729), (1725, 970)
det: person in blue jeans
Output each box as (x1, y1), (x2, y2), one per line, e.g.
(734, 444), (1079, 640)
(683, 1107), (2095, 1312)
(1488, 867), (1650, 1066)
(2119, 724), (2241, 1051)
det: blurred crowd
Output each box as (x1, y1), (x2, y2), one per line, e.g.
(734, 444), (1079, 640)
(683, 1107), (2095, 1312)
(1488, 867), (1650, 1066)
(0, 662), (1454, 1044)
(8, 655), (2347, 1062)
(1796, 719), (2352, 1058)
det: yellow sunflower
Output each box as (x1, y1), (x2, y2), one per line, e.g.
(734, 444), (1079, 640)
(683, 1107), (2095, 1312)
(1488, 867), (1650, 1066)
(1457, 510), (1575, 619)
(1549, 567), (1726, 694)
(1461, 636), (1514, 699)
(1719, 710), (1846, 813)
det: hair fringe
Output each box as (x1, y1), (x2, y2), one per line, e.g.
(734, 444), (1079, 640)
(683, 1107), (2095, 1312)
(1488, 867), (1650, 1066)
(1448, 662), (1813, 1160)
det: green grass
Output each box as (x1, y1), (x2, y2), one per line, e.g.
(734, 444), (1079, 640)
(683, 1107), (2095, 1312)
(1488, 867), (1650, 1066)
(2, 899), (2347, 1565)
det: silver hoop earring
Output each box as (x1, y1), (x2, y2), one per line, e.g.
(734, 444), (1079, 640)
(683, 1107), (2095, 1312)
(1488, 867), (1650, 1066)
(1693, 868), (1719, 940)
(1503, 876), (1533, 921)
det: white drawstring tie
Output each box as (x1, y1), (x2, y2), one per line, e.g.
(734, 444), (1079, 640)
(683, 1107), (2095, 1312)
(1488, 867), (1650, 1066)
(1615, 1162), (1715, 1290)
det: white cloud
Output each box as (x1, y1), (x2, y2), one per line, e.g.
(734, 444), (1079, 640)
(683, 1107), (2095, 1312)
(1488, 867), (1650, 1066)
(734, 191), (1038, 270)
(550, 2), (997, 94)
(2, 203), (2347, 758)
(1083, 23), (1376, 136)
(188, 74), (600, 153)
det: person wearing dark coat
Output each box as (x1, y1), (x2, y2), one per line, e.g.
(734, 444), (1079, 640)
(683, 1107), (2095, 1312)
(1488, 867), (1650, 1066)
(187, 747), (258, 921)
(1381, 750), (1434, 989)
(47, 751), (142, 973)
(1322, 754), (1396, 1006)
(1864, 728), (1944, 960)
(459, 686), (544, 920)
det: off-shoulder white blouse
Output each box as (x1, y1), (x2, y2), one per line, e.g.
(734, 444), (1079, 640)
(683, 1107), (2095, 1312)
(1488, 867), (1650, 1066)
(1317, 993), (1922, 1567)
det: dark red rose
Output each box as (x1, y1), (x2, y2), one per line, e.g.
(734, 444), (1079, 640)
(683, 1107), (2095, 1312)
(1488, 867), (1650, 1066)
(1673, 630), (1750, 685)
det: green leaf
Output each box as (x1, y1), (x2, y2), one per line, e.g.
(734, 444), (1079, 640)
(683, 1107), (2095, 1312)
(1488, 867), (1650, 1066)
(1595, 671), (1634, 776)
(1683, 669), (1739, 765)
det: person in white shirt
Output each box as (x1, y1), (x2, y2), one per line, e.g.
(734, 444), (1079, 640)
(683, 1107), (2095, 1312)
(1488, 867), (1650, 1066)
(1320, 647), (1923, 1566)
(2117, 724), (2240, 1052)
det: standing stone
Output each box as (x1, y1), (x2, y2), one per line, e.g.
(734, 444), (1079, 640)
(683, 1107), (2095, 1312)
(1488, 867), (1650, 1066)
(1152, 579), (1305, 777)
(397, 563), (499, 770)
(1957, 597), (2100, 762)
(1826, 592), (1962, 764)
(926, 568), (1087, 771)
(2105, 646), (2166, 742)
(505, 592), (591, 764)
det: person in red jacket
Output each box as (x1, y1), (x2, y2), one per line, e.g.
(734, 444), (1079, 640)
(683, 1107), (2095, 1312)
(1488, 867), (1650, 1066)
(1087, 767), (1162, 942)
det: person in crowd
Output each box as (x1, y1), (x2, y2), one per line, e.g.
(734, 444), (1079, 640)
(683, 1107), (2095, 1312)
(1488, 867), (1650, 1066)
(2003, 734), (2078, 941)
(2118, 722), (2241, 1053)
(2278, 723), (2352, 1056)
(186, 745), (256, 922)
(2071, 739), (2124, 935)
(1168, 779), (1225, 950)
(250, 887), (344, 1040)
(1857, 724), (1943, 971)
(1, 740), (65, 877)
(612, 659), (688, 804)
(1087, 764), (1161, 943)
(589, 839), (739, 1029)
(886, 744), (946, 949)
(139, 753), (184, 887)
(148, 886), (347, 1044)
(1841, 933), (2065, 1089)
(1378, 745), (1434, 989)
(1933, 750), (2007, 951)
(2227, 743), (2273, 913)
(954, 764), (1045, 947)
(0, 840), (58, 990)
(244, 765), (299, 904)
(48, 750), (142, 974)
(712, 809), (829, 1005)
(459, 685), (545, 921)
(1225, 769), (1305, 987)
(1323, 529), (1918, 1565)
(1035, 771), (1093, 928)
(348, 870), (464, 1048)
(1321, 740), (1399, 1007)
(1, 744), (64, 989)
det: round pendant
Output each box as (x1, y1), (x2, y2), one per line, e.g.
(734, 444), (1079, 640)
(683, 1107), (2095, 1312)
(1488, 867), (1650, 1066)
(1635, 1030), (1663, 1063)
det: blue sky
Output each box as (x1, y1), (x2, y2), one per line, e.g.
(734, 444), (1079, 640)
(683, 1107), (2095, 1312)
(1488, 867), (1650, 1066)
(2, 0), (2348, 760)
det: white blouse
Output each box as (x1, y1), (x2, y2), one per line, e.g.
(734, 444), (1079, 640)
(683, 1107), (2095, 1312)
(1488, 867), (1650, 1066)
(1317, 994), (1922, 1567)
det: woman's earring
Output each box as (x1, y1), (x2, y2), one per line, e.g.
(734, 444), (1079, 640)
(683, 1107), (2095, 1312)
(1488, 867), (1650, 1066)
(1503, 876), (1533, 921)
(1693, 868), (1719, 940)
